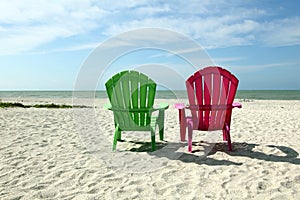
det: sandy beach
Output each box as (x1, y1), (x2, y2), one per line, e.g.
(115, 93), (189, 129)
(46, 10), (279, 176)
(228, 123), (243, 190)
(1, 98), (300, 199)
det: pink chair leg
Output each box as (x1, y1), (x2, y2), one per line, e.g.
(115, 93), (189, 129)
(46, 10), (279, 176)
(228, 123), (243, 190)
(225, 124), (232, 151)
(187, 119), (193, 152)
(180, 122), (186, 141)
(179, 109), (186, 141)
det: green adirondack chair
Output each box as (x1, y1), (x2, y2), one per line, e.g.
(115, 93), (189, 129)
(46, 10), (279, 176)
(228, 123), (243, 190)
(104, 70), (169, 151)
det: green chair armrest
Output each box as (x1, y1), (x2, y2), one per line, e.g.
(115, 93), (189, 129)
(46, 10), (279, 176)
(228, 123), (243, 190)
(157, 102), (169, 110)
(103, 103), (112, 110)
(152, 102), (169, 111)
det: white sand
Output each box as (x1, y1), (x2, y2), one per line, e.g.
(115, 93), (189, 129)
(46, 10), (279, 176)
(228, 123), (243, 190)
(1, 98), (300, 199)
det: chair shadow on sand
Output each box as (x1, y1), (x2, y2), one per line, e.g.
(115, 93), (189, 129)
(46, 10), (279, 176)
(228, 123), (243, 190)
(209, 142), (300, 165)
(126, 140), (241, 166)
(125, 140), (300, 166)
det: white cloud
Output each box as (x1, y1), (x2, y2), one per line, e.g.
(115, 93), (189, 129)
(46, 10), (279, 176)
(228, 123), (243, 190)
(229, 61), (300, 74)
(259, 18), (300, 46)
(213, 57), (244, 63)
(104, 16), (260, 48)
(0, 0), (107, 24)
(101, 1), (300, 48)
(1, 1), (300, 55)
(134, 4), (170, 16)
(0, 0), (107, 55)
(93, 0), (150, 10)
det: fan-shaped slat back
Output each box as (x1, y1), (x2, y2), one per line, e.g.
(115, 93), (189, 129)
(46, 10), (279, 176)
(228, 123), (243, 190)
(105, 70), (157, 129)
(186, 66), (239, 130)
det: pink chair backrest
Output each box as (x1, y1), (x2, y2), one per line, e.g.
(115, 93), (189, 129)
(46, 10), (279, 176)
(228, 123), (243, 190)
(186, 66), (239, 130)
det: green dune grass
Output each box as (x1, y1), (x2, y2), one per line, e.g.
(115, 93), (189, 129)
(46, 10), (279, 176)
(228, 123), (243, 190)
(0, 102), (89, 108)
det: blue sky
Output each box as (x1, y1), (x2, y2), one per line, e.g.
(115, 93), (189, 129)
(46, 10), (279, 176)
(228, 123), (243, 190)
(0, 0), (300, 90)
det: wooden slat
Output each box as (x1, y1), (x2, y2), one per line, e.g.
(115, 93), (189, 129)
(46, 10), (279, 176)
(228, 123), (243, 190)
(139, 73), (148, 126)
(218, 72), (230, 128)
(214, 76), (224, 128)
(224, 69), (239, 104)
(211, 69), (221, 129)
(224, 69), (239, 127)
(203, 72), (212, 129)
(186, 74), (197, 128)
(146, 80), (156, 125)
(120, 71), (133, 126)
(194, 71), (203, 129)
(112, 73), (127, 127)
(105, 78), (114, 102)
(130, 71), (139, 125)
(121, 71), (131, 108)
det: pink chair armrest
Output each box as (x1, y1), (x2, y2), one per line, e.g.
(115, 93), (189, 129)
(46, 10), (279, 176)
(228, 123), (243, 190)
(174, 103), (185, 109)
(232, 102), (242, 108)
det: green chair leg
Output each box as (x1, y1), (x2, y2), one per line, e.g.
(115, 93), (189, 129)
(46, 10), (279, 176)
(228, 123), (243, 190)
(158, 110), (165, 140)
(151, 130), (156, 151)
(113, 125), (120, 151)
(159, 128), (164, 140)
(117, 130), (121, 141)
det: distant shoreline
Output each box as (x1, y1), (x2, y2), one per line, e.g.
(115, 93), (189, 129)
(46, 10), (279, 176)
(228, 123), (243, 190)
(0, 90), (300, 100)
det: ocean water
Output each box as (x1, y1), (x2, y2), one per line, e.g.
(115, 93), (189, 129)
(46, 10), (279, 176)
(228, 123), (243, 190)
(0, 90), (300, 100)
(235, 90), (300, 100)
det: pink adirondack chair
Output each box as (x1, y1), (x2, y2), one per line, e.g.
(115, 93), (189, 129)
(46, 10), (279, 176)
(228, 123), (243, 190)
(175, 66), (242, 152)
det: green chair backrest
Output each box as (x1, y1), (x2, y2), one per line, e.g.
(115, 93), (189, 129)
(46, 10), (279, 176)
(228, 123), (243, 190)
(105, 70), (157, 129)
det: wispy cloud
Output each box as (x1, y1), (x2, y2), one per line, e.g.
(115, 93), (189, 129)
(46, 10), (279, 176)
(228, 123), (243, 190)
(148, 47), (206, 59)
(0, 0), (106, 55)
(259, 17), (300, 46)
(229, 61), (300, 73)
(213, 57), (244, 63)
(1, 1), (300, 55)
